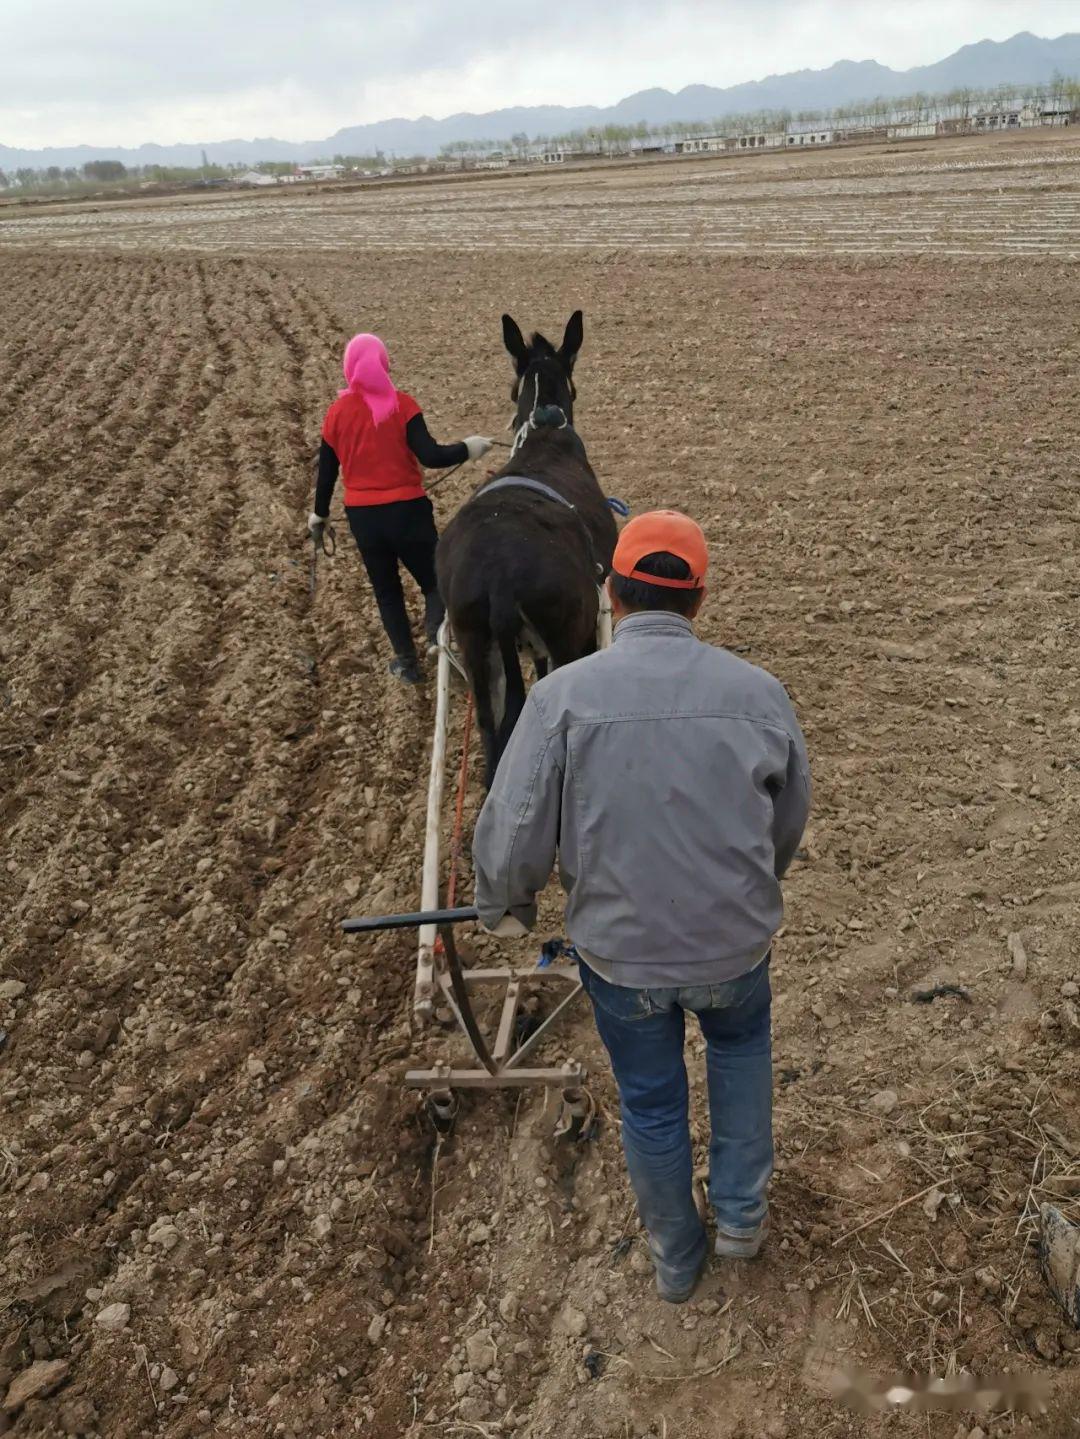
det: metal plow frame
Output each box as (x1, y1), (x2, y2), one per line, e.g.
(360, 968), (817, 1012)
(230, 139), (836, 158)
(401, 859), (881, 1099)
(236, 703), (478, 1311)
(406, 591), (613, 1098)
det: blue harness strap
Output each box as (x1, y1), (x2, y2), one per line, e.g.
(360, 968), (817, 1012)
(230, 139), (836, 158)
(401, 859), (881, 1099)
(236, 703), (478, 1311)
(539, 937), (581, 969)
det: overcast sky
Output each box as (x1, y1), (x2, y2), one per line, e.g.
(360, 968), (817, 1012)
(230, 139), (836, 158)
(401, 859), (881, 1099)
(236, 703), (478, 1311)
(2, 0), (1078, 149)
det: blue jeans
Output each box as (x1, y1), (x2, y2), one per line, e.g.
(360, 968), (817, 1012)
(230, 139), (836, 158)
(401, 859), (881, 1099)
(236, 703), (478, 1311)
(579, 958), (773, 1290)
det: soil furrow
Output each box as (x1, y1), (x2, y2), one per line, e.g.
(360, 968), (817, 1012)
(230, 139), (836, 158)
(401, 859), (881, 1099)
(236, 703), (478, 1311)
(2, 185), (1079, 1439)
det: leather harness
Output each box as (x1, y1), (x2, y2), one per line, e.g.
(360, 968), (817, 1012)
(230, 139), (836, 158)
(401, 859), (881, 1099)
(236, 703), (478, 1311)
(475, 475), (605, 577)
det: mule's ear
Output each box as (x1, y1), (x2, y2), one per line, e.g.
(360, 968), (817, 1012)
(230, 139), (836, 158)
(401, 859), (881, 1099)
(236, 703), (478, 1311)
(559, 310), (584, 367)
(502, 313), (529, 371)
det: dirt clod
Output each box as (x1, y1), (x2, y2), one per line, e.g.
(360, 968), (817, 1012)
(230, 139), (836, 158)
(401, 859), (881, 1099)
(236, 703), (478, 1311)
(556, 1303), (589, 1339)
(92, 1304), (129, 1333)
(2, 1360), (70, 1413)
(465, 1330), (496, 1372)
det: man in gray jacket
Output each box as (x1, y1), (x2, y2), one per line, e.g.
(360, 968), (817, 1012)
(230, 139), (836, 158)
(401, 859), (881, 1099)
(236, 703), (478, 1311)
(473, 509), (810, 1302)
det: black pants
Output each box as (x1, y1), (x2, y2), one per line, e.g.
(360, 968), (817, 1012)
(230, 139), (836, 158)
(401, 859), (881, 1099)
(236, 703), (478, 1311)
(346, 498), (444, 659)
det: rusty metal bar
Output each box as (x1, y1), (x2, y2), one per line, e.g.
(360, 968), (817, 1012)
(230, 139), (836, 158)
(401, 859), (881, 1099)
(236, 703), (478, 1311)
(439, 924), (497, 1075)
(492, 979), (522, 1063)
(454, 963), (579, 984)
(404, 1062), (584, 1090)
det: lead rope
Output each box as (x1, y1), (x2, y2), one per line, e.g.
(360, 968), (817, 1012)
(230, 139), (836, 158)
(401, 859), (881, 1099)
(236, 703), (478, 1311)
(428, 440), (512, 494)
(308, 521), (336, 595)
(508, 373), (539, 459)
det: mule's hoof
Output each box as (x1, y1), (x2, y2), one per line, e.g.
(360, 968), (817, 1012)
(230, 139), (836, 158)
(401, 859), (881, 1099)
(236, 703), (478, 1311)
(389, 656), (422, 686)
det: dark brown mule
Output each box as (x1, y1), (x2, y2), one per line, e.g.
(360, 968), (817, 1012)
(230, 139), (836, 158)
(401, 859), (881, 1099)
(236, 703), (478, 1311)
(436, 311), (617, 788)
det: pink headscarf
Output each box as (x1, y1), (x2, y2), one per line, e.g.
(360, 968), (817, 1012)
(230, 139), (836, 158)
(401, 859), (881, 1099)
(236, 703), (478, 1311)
(338, 332), (399, 425)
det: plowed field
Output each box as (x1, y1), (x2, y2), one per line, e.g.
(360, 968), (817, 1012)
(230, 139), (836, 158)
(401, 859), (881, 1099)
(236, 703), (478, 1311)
(2, 133), (1080, 1439)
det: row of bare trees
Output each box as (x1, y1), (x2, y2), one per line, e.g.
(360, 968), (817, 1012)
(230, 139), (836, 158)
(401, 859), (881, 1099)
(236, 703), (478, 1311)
(439, 74), (1080, 162)
(1, 150), (438, 194)
(6, 74), (1079, 193)
(0, 158), (244, 194)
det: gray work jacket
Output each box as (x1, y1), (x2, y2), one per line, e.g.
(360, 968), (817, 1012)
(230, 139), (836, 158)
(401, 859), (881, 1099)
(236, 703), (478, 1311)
(472, 612), (811, 988)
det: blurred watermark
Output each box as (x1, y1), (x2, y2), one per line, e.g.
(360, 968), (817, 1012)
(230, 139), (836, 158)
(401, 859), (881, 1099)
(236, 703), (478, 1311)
(819, 1364), (1050, 1417)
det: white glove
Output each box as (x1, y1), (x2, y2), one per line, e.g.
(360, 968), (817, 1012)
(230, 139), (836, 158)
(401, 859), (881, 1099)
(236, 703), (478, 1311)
(482, 914), (529, 938)
(464, 436), (493, 462)
(308, 512), (326, 537)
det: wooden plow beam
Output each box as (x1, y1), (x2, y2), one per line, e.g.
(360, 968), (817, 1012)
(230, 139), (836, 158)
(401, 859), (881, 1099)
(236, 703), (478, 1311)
(342, 588), (613, 1110)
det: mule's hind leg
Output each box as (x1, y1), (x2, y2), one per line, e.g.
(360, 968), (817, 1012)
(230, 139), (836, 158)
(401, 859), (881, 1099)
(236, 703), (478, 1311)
(492, 629), (526, 785)
(543, 621), (595, 671)
(480, 730), (499, 792)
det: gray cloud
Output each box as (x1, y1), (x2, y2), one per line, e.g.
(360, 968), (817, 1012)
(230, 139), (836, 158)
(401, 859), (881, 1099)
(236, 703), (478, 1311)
(1, 0), (1077, 148)
(2, 0), (605, 101)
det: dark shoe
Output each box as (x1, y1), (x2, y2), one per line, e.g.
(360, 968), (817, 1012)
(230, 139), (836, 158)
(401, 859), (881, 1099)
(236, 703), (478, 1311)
(714, 1218), (768, 1260)
(389, 655), (422, 685)
(655, 1250), (706, 1304)
(646, 1229), (708, 1304)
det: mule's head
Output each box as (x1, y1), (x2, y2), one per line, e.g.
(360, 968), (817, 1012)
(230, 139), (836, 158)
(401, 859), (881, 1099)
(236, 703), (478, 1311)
(502, 310), (583, 432)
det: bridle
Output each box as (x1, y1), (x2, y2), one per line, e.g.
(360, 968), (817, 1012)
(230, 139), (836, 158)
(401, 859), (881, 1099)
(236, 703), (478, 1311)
(485, 360), (626, 586)
(508, 362), (572, 459)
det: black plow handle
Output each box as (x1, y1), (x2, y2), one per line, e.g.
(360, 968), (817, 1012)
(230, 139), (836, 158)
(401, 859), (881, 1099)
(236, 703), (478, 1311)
(341, 905), (479, 934)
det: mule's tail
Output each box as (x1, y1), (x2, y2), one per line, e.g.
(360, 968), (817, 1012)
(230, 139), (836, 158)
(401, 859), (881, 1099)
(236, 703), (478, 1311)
(458, 583), (526, 789)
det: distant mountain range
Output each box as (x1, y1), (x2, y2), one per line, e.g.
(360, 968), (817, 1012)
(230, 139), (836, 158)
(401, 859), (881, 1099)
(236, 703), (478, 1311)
(3, 30), (1079, 171)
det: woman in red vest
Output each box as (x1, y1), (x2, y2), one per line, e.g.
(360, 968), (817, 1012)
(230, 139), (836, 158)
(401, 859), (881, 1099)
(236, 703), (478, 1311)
(309, 333), (491, 684)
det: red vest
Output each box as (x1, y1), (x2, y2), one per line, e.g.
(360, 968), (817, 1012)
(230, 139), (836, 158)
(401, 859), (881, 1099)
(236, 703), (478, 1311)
(322, 390), (425, 506)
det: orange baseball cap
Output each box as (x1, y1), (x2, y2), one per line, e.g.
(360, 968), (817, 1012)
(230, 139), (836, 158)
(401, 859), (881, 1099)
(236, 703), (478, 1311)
(611, 510), (709, 590)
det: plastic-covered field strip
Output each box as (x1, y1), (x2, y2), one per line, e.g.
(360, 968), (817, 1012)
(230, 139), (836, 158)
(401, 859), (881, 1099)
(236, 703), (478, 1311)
(3, 134), (1078, 258)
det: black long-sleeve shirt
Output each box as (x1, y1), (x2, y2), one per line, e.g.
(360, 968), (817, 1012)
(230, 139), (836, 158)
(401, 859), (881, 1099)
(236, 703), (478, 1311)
(314, 413), (466, 517)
